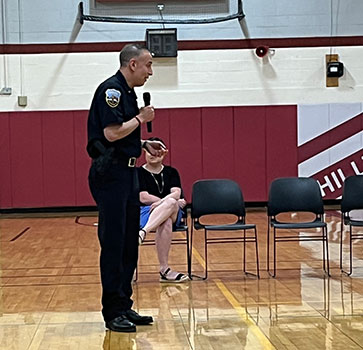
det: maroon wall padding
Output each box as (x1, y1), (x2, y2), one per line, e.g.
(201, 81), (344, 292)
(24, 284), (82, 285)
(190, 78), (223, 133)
(266, 105), (298, 190)
(169, 108), (203, 202)
(0, 112), (12, 207)
(234, 106), (267, 201)
(10, 112), (44, 207)
(42, 111), (76, 206)
(74, 111), (94, 206)
(202, 107), (235, 180)
(0, 105), (297, 209)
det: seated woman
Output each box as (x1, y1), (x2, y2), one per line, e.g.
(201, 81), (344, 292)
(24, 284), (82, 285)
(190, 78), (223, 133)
(138, 137), (189, 283)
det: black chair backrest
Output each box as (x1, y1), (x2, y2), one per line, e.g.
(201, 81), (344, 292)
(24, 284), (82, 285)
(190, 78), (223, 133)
(268, 177), (324, 216)
(191, 179), (245, 218)
(341, 175), (363, 213)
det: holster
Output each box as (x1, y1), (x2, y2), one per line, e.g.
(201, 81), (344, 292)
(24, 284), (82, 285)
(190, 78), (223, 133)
(88, 139), (115, 175)
(93, 148), (115, 175)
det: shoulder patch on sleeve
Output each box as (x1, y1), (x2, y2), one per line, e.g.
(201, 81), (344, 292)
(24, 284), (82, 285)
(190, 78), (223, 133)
(105, 89), (121, 108)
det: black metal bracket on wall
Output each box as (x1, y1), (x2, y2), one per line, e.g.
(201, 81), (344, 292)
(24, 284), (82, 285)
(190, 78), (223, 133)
(78, 1), (244, 25)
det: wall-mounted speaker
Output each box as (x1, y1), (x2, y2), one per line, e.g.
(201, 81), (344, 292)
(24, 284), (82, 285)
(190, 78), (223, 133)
(255, 45), (269, 58)
(146, 28), (177, 57)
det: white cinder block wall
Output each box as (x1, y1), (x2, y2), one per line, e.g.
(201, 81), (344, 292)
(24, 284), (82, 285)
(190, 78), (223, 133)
(1, 0), (363, 112)
(1, 46), (363, 112)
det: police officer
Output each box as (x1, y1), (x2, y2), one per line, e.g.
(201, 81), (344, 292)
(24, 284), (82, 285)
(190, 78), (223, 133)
(87, 44), (166, 333)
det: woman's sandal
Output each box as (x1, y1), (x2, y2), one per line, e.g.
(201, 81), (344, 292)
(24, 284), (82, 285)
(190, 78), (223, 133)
(160, 267), (189, 283)
(138, 229), (146, 245)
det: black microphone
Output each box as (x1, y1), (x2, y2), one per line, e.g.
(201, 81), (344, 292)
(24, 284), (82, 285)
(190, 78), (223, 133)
(143, 92), (152, 133)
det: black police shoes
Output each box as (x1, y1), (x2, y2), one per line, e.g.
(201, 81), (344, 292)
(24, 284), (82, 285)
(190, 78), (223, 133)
(125, 309), (153, 325)
(105, 315), (136, 333)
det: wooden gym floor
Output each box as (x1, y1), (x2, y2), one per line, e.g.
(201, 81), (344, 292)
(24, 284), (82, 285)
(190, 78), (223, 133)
(1, 209), (363, 349)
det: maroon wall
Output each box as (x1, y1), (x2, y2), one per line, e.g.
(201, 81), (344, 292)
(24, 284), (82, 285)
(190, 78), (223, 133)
(0, 105), (297, 209)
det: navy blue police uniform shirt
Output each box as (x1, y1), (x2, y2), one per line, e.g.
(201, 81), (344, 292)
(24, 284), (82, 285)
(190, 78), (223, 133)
(87, 70), (141, 159)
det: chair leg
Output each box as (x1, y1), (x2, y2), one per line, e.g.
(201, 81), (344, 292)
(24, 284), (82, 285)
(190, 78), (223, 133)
(243, 230), (246, 273)
(189, 225), (206, 281)
(272, 227), (277, 278)
(341, 224), (353, 276)
(322, 227), (326, 271)
(267, 223), (277, 278)
(204, 229), (208, 280)
(189, 225), (195, 280)
(254, 227), (260, 278)
(340, 218), (344, 270)
(349, 226), (353, 276)
(267, 221), (271, 274)
(186, 228), (191, 279)
(324, 226), (330, 277)
(243, 228), (259, 279)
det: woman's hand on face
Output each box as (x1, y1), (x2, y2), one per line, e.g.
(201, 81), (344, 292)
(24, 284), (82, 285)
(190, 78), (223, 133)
(144, 141), (168, 157)
(178, 199), (187, 209)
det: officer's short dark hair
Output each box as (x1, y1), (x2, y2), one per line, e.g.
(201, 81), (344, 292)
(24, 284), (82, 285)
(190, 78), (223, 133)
(119, 44), (149, 67)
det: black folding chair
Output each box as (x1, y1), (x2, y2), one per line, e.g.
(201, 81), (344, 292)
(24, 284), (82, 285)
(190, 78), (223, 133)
(190, 179), (259, 280)
(340, 175), (363, 275)
(267, 177), (329, 277)
(135, 210), (190, 281)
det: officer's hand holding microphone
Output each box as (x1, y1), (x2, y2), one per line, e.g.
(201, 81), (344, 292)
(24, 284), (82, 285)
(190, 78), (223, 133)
(139, 104), (167, 157)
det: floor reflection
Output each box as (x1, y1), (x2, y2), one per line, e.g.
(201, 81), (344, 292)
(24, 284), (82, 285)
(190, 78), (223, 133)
(1, 213), (363, 349)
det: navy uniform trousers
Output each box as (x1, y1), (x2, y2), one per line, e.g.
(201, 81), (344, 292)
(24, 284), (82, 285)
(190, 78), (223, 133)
(89, 161), (139, 322)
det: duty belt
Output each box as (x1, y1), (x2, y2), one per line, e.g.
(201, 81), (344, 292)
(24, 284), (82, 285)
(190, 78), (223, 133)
(111, 157), (137, 167)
